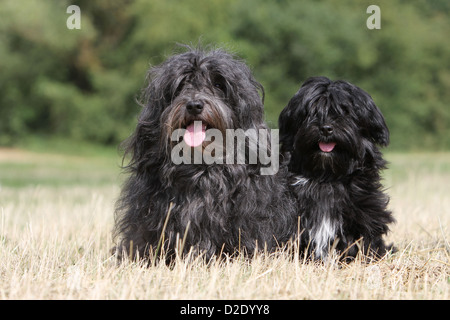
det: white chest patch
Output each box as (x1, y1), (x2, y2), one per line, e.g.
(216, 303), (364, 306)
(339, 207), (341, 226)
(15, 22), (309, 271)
(309, 217), (341, 259)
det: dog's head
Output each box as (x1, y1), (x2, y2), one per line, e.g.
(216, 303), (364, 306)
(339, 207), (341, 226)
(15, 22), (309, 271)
(124, 46), (266, 171)
(279, 76), (389, 178)
(150, 48), (265, 146)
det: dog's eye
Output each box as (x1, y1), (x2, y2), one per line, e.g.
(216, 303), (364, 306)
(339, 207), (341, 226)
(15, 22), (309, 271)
(214, 83), (224, 90)
(338, 103), (351, 116)
(212, 73), (227, 92)
(213, 82), (227, 95)
(172, 80), (185, 99)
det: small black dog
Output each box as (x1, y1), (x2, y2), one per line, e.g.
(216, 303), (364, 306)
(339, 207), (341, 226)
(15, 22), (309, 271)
(279, 76), (395, 260)
(113, 46), (297, 262)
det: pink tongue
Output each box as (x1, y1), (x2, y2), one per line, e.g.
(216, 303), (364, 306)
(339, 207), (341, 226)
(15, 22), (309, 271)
(184, 121), (206, 147)
(319, 142), (336, 152)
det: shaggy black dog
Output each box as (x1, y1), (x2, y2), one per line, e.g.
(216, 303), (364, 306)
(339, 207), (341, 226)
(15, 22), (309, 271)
(279, 76), (395, 260)
(113, 47), (297, 262)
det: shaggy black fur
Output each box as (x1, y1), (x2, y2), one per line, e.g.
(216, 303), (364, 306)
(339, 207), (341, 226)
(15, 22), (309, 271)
(113, 47), (297, 262)
(279, 76), (395, 260)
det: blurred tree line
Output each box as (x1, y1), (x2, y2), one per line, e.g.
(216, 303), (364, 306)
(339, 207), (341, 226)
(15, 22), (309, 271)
(0, 0), (449, 150)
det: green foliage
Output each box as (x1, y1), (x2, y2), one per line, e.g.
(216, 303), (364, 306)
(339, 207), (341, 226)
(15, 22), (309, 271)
(0, 0), (449, 150)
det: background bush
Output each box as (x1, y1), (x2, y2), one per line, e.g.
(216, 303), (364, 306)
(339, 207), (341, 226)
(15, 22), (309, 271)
(1, 0), (449, 150)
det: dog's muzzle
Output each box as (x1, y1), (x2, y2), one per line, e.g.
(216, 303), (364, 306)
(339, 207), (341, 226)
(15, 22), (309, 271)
(319, 124), (336, 152)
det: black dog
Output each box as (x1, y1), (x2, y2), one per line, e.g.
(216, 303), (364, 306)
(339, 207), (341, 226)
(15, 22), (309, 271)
(113, 47), (297, 262)
(279, 76), (395, 260)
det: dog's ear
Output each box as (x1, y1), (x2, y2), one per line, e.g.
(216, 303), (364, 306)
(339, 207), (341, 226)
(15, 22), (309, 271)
(228, 57), (266, 131)
(121, 69), (168, 170)
(279, 94), (303, 154)
(353, 87), (390, 147)
(238, 78), (266, 130)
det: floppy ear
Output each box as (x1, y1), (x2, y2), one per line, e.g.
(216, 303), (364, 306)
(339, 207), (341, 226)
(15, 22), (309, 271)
(227, 57), (266, 131)
(237, 77), (265, 130)
(278, 93), (304, 154)
(121, 68), (169, 170)
(353, 88), (390, 147)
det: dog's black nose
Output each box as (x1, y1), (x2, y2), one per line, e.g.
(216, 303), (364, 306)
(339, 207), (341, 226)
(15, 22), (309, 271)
(186, 100), (204, 115)
(320, 125), (333, 136)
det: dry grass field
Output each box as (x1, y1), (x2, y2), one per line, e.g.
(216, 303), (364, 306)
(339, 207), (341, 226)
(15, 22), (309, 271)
(0, 148), (448, 300)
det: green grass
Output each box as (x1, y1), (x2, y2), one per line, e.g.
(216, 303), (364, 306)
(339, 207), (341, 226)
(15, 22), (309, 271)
(385, 152), (450, 181)
(0, 161), (119, 188)
(0, 142), (122, 188)
(0, 147), (448, 299)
